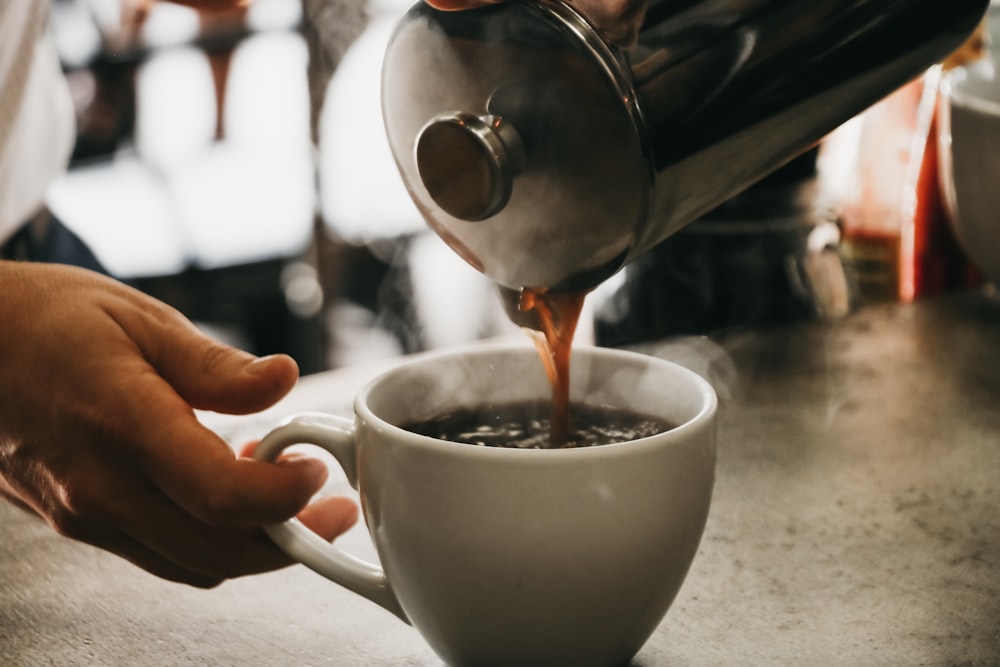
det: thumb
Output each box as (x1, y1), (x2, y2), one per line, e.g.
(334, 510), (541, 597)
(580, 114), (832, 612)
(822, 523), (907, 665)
(118, 292), (299, 414)
(199, 352), (299, 414)
(167, 341), (299, 414)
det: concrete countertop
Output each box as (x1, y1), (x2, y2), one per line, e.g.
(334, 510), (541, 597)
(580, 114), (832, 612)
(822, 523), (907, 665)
(2, 291), (999, 665)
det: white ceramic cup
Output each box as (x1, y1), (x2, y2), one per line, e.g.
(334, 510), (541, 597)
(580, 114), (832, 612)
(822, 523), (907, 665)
(254, 345), (717, 667)
(939, 57), (1000, 284)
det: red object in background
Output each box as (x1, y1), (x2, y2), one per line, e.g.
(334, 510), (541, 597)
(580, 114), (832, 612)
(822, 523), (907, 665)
(899, 77), (982, 302)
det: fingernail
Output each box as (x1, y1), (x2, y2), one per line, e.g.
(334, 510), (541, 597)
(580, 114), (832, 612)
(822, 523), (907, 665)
(247, 355), (299, 388)
(246, 355), (277, 375)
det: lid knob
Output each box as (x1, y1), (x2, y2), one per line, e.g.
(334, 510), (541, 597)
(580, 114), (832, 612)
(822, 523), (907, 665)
(415, 112), (525, 222)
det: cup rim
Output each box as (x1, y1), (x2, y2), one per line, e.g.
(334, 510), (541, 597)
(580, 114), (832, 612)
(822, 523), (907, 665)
(354, 342), (718, 457)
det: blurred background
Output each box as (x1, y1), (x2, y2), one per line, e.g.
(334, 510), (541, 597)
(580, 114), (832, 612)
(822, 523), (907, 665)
(43, 0), (991, 375)
(47, 0), (526, 375)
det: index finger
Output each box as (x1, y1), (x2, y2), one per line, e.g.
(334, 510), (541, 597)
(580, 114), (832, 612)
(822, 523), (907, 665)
(123, 378), (329, 527)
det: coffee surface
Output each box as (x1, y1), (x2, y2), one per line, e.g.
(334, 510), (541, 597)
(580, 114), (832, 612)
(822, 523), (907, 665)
(403, 401), (675, 449)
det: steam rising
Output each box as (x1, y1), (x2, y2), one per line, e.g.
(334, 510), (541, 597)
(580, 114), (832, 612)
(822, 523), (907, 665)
(318, 8), (524, 364)
(384, 341), (723, 449)
(638, 336), (739, 402)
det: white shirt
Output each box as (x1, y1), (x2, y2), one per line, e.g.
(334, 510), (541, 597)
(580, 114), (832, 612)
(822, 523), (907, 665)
(0, 0), (75, 243)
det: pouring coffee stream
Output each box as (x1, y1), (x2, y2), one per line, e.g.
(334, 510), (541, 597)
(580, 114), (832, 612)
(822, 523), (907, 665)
(516, 288), (588, 446)
(382, 0), (988, 445)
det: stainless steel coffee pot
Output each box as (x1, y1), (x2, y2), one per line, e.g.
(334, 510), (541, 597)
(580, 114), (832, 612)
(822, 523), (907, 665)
(381, 0), (988, 295)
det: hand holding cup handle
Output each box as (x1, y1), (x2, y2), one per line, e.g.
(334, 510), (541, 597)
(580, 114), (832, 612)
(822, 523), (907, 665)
(253, 413), (408, 622)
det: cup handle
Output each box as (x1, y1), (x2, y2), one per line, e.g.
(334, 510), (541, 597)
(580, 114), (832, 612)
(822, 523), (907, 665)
(253, 412), (408, 623)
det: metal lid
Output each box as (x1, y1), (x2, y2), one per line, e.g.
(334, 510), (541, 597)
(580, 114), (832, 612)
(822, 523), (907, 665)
(382, 0), (650, 292)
